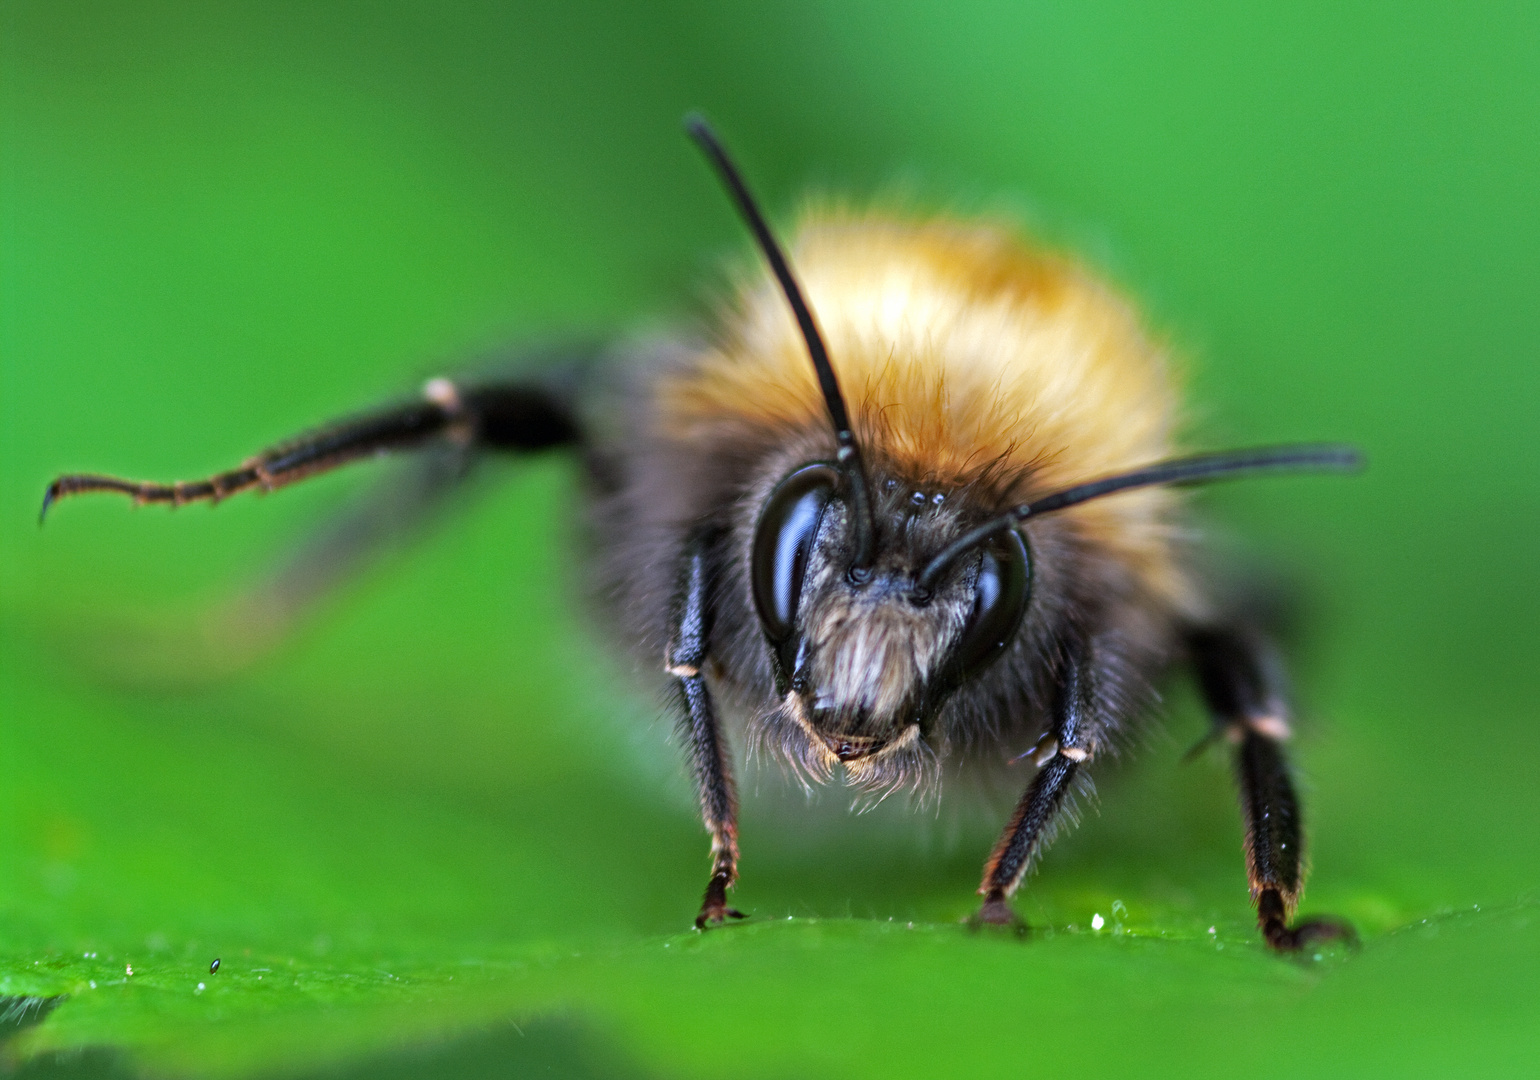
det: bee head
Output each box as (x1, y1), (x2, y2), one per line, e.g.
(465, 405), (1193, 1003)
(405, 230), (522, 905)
(750, 461), (1030, 784)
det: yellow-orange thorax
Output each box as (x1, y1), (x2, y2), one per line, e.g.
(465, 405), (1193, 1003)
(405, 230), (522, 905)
(658, 210), (1190, 607)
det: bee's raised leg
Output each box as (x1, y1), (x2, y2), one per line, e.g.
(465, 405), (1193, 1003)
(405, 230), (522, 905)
(207, 378), (583, 646)
(666, 526), (744, 930)
(1188, 626), (1355, 951)
(974, 642), (1103, 931)
(41, 371), (584, 677)
(42, 375), (581, 518)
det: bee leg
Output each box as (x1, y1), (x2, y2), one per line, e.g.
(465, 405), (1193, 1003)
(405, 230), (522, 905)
(40, 370), (581, 519)
(208, 374), (585, 646)
(667, 526), (744, 930)
(974, 645), (1099, 932)
(1188, 626), (1356, 952)
(67, 444), (488, 687)
(40, 366), (586, 677)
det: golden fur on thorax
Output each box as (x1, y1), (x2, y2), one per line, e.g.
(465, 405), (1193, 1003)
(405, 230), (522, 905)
(659, 209), (1193, 609)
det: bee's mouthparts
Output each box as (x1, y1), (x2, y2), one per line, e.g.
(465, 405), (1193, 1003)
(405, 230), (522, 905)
(818, 733), (883, 762)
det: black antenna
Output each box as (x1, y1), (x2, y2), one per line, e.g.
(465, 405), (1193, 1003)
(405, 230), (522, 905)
(685, 113), (877, 573)
(916, 444), (1363, 593)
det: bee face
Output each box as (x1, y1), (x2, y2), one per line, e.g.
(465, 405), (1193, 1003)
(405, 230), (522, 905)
(750, 460), (1031, 781)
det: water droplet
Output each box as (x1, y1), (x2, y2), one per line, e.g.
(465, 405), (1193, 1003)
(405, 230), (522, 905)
(1111, 900), (1128, 919)
(1091, 913), (1105, 931)
(195, 982), (205, 993)
(88, 981), (96, 989)
(125, 964), (133, 976)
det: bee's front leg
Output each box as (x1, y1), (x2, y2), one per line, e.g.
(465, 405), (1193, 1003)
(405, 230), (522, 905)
(666, 526), (745, 930)
(974, 640), (1101, 933)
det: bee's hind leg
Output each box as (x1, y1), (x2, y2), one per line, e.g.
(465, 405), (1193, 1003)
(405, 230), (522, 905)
(1187, 626), (1356, 951)
(41, 365), (584, 518)
(210, 373), (585, 648)
(40, 356), (590, 679)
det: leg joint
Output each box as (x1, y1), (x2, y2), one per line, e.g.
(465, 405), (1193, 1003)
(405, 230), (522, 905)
(1020, 734), (1094, 767)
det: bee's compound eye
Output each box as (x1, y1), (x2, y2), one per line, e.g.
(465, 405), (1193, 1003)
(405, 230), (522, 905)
(751, 463), (840, 642)
(947, 529), (1031, 682)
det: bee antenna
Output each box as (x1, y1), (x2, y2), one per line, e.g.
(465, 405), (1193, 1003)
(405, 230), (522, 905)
(685, 113), (877, 573)
(916, 444), (1364, 593)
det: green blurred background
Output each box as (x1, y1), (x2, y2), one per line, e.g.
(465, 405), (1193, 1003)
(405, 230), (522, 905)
(3, 2), (1537, 1076)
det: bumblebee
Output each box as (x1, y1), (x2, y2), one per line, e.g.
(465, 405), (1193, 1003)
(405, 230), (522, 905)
(43, 117), (1359, 949)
